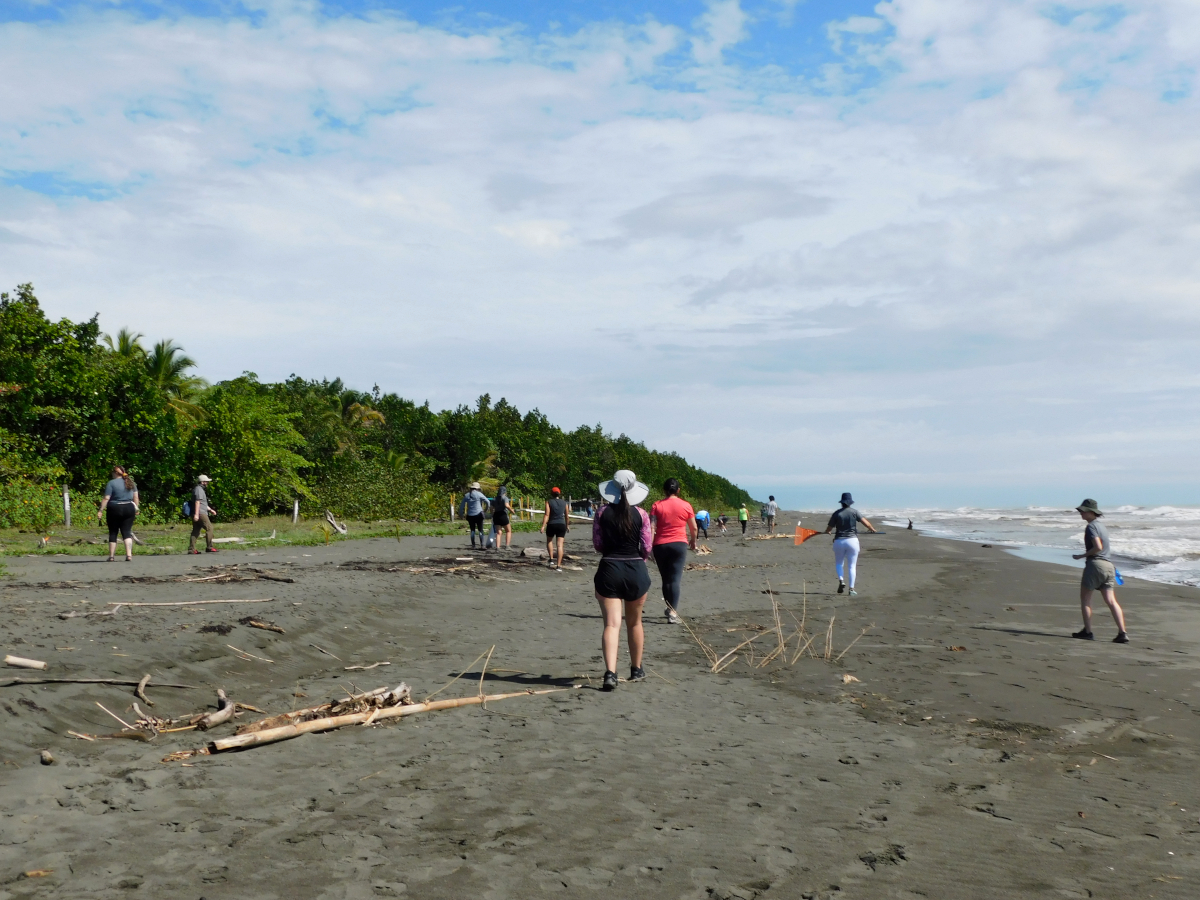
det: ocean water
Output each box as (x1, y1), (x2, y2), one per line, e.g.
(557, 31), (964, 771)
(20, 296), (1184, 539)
(865, 506), (1200, 588)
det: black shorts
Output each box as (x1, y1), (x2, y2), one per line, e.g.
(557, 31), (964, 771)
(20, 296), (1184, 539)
(594, 559), (651, 602)
(106, 504), (136, 541)
(546, 523), (567, 539)
(493, 514), (510, 527)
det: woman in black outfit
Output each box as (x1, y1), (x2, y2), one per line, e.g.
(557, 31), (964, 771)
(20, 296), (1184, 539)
(97, 466), (139, 561)
(592, 469), (653, 691)
(492, 485), (513, 550)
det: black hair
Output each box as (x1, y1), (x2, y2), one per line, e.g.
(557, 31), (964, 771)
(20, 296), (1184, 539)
(769, 495), (774, 501)
(663, 478), (680, 496)
(611, 486), (640, 543)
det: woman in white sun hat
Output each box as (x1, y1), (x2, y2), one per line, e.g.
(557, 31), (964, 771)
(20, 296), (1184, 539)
(592, 469), (653, 692)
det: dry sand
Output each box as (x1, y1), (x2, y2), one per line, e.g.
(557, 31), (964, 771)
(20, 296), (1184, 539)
(1, 522), (1198, 899)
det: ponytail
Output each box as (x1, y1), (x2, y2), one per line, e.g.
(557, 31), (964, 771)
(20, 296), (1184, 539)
(613, 486), (639, 542)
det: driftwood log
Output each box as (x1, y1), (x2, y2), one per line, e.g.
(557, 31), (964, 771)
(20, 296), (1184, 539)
(4, 655), (48, 670)
(195, 690), (237, 731)
(209, 688), (574, 753)
(135, 674), (154, 706)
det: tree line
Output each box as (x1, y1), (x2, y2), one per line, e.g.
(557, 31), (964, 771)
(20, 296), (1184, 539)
(0, 284), (756, 528)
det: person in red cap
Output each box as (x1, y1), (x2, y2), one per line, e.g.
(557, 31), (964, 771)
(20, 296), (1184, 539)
(539, 487), (570, 571)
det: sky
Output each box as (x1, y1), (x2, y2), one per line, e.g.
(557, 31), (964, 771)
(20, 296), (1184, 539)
(2, 0), (1199, 510)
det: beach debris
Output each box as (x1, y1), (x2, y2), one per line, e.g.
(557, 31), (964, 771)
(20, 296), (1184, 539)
(209, 684), (572, 754)
(5, 655), (48, 670)
(102, 597), (275, 613)
(22, 870), (52, 879)
(946, 646), (967, 652)
(95, 701), (135, 730)
(310, 644), (341, 661)
(227, 645), (273, 663)
(325, 510), (348, 535)
(39, 749), (54, 765)
(57, 608), (119, 619)
(199, 624), (233, 635)
(240, 616), (285, 634)
(196, 690), (238, 731)
(842, 674), (861, 684)
(344, 661), (390, 671)
(135, 673), (154, 707)
(211, 537), (244, 544)
(2, 677), (194, 689)
(694, 545), (713, 555)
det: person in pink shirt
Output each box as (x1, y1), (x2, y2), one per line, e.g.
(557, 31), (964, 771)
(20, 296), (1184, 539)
(592, 469), (653, 691)
(650, 478), (698, 625)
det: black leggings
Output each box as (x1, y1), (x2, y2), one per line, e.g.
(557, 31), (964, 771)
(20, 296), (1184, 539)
(106, 504), (136, 542)
(652, 542), (688, 611)
(741, 520), (747, 534)
(467, 513), (485, 543)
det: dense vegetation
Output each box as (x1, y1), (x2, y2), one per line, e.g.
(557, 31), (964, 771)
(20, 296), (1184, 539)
(0, 285), (755, 529)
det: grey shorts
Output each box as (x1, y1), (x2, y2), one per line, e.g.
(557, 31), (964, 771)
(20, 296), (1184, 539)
(1082, 558), (1116, 591)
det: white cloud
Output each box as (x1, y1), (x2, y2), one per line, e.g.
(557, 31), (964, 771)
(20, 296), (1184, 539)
(1, 1), (1200, 506)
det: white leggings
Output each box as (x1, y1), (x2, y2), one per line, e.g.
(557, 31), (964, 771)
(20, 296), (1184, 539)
(834, 537), (860, 588)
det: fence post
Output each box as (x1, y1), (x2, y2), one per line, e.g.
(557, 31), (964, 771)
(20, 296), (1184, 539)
(450, 494), (456, 522)
(63, 485), (71, 528)
(292, 498), (299, 524)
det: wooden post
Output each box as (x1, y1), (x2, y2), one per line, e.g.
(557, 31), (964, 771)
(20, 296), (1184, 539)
(292, 498), (299, 524)
(450, 494), (456, 522)
(62, 486), (70, 528)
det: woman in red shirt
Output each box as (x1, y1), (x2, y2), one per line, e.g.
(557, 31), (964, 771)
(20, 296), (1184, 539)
(650, 478), (697, 624)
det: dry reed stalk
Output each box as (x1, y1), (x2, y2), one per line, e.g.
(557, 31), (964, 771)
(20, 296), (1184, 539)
(675, 614), (719, 666)
(833, 624), (875, 663)
(425, 646), (494, 702)
(756, 628), (802, 668)
(824, 616), (836, 661)
(712, 630), (770, 672)
(789, 632), (817, 665)
(478, 644), (495, 705)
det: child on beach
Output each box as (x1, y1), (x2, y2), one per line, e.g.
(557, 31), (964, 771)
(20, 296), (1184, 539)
(1071, 499), (1129, 643)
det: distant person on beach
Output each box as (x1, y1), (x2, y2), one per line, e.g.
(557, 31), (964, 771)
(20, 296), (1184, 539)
(491, 485), (513, 550)
(189, 474), (218, 554)
(585, 498), (594, 518)
(739, 503), (749, 535)
(97, 466), (138, 562)
(766, 496), (779, 533)
(717, 513), (729, 535)
(461, 482), (490, 549)
(650, 478), (697, 625)
(1071, 499), (1128, 643)
(760, 504), (767, 524)
(540, 487), (569, 571)
(695, 509), (710, 539)
(823, 492), (878, 596)
(593, 470), (653, 690)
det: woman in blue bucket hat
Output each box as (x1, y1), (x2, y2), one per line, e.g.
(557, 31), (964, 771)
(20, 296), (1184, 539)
(823, 492), (878, 596)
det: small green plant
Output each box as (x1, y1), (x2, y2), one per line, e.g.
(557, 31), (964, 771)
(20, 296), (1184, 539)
(313, 522), (334, 544)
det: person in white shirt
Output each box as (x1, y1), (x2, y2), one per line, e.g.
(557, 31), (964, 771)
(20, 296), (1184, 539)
(766, 496), (779, 533)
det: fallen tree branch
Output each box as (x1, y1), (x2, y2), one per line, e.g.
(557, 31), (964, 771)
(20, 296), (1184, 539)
(240, 617), (285, 634)
(210, 687), (575, 753)
(105, 598), (274, 609)
(135, 673), (153, 707)
(5, 655), (48, 670)
(196, 690), (237, 731)
(2, 677), (195, 689)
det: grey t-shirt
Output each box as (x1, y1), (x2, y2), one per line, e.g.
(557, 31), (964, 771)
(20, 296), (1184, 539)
(766, 501), (779, 517)
(104, 478), (137, 504)
(463, 489), (488, 516)
(547, 497), (568, 525)
(1084, 519), (1111, 561)
(192, 484), (210, 516)
(827, 506), (864, 539)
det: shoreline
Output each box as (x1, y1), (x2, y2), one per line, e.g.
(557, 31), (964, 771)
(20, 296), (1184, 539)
(2, 525), (1198, 898)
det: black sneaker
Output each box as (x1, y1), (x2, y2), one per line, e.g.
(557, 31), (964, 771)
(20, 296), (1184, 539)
(837, 581), (845, 594)
(629, 666), (646, 682)
(602, 670), (618, 691)
(1113, 632), (1129, 644)
(1071, 629), (1095, 640)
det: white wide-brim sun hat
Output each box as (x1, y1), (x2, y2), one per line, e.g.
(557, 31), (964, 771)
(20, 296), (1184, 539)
(598, 469), (649, 506)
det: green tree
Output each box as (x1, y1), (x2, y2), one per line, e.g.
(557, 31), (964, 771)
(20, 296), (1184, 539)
(187, 375), (311, 518)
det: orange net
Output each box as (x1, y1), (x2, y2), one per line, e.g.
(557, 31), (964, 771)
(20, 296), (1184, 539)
(794, 527), (821, 545)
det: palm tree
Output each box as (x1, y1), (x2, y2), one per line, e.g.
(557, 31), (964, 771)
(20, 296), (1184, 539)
(103, 328), (145, 358)
(145, 339), (207, 424)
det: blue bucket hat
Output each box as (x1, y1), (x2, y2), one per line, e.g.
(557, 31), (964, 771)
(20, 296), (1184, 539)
(840, 492), (854, 506)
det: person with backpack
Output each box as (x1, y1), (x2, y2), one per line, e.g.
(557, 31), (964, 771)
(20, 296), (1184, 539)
(593, 469), (653, 690)
(539, 487), (569, 570)
(97, 465), (139, 562)
(188, 475), (219, 554)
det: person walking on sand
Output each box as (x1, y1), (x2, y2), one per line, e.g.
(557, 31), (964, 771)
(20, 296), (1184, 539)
(1071, 499), (1128, 643)
(766, 496), (779, 533)
(650, 478), (697, 624)
(97, 466), (139, 562)
(739, 503), (749, 536)
(492, 485), (513, 551)
(823, 492), (877, 596)
(540, 487), (569, 571)
(593, 470), (653, 690)
(189, 475), (219, 554)
(461, 482), (490, 549)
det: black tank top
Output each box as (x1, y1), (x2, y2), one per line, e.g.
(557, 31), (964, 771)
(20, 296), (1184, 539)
(599, 505), (643, 558)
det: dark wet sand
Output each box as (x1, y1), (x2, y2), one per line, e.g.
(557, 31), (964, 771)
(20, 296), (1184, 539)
(1, 522), (1198, 899)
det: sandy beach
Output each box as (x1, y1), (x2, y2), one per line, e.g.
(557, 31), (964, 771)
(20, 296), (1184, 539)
(2, 520), (1198, 899)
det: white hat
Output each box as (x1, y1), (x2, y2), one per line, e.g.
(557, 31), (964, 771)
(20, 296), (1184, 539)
(598, 469), (649, 506)
(198, 475), (212, 483)
(469, 481), (481, 490)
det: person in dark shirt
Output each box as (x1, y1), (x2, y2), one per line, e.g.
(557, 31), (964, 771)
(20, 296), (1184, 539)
(1071, 499), (1128, 643)
(540, 487), (570, 570)
(593, 470), (653, 691)
(823, 492), (877, 596)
